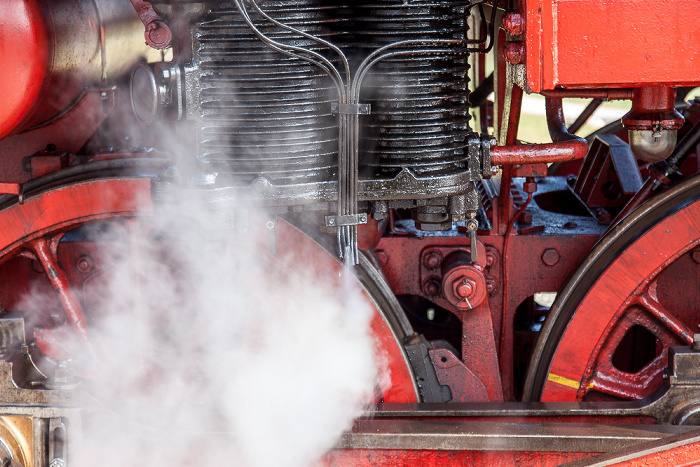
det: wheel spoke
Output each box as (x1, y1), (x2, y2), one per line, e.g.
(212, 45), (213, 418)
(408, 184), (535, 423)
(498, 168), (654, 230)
(586, 358), (664, 400)
(581, 299), (685, 400)
(29, 236), (93, 351)
(636, 285), (693, 345)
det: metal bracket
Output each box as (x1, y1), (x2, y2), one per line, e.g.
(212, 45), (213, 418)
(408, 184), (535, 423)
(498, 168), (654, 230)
(330, 103), (371, 115)
(325, 214), (368, 227)
(467, 134), (495, 180)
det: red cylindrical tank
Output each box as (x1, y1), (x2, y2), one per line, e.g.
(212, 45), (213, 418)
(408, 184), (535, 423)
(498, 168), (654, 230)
(0, 0), (157, 139)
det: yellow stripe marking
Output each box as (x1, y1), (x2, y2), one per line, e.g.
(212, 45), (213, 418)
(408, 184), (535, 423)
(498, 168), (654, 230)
(547, 373), (580, 390)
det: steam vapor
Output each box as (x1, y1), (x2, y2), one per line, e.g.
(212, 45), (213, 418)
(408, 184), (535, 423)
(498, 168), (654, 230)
(20, 191), (382, 466)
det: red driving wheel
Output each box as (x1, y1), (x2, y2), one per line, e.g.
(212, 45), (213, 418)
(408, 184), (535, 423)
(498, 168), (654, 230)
(524, 173), (700, 402)
(0, 170), (418, 403)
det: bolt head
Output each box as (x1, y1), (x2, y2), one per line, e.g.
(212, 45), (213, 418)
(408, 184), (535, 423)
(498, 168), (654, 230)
(541, 249), (560, 266)
(456, 280), (473, 298)
(423, 279), (440, 297)
(423, 251), (443, 270)
(486, 277), (497, 295)
(486, 253), (496, 268)
(523, 181), (538, 193)
(76, 255), (94, 273)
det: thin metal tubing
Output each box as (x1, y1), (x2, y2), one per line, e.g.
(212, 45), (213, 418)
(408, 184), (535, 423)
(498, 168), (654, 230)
(233, 0), (345, 101)
(465, 0), (500, 54)
(245, 0), (351, 87)
(466, 4), (488, 45)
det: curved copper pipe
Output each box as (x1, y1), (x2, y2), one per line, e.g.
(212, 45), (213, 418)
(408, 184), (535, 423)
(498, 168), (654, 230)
(490, 97), (588, 165)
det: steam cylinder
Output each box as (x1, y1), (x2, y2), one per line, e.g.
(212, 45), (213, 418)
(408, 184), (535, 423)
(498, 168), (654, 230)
(0, 0), (157, 139)
(185, 0), (471, 198)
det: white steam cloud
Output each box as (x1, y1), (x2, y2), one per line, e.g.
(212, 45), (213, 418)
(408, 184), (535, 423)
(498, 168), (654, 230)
(20, 191), (382, 466)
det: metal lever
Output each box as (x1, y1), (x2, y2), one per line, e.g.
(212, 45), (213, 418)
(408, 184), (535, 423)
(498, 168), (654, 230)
(467, 218), (479, 263)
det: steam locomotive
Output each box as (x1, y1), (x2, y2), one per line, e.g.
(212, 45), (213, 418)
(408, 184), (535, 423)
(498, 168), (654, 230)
(1, 0), (700, 464)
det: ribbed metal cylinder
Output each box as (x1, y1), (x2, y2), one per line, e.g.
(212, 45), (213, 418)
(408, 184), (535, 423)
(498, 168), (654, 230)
(191, 0), (471, 195)
(195, 3), (339, 186)
(346, 1), (471, 179)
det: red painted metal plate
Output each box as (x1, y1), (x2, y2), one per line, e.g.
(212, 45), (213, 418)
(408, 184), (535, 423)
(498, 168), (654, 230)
(525, 0), (700, 92)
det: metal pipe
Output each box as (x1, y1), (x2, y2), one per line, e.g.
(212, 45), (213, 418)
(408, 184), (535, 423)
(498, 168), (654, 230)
(490, 141), (587, 165)
(491, 97), (589, 165)
(540, 89), (633, 100)
(546, 97), (584, 143)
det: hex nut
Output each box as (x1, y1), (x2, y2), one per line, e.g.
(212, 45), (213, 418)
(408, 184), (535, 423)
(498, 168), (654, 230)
(523, 181), (538, 193)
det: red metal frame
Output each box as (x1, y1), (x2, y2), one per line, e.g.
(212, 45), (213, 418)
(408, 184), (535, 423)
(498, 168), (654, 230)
(524, 0), (700, 92)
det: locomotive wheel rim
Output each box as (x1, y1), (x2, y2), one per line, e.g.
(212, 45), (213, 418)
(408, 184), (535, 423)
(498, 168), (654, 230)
(0, 173), (418, 403)
(523, 173), (700, 402)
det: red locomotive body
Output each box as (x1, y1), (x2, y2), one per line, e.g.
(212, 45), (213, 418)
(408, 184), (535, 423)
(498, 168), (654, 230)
(0, 0), (699, 465)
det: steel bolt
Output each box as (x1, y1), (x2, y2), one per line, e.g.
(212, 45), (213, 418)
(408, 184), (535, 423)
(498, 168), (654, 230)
(485, 251), (497, 268)
(31, 260), (44, 274)
(541, 249), (560, 266)
(252, 178), (267, 193)
(76, 255), (94, 273)
(423, 251), (443, 270)
(519, 209), (533, 224)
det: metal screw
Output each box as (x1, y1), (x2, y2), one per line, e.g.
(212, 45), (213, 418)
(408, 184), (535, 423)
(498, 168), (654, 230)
(328, 218), (335, 226)
(265, 220), (276, 230)
(485, 252), (496, 268)
(519, 209), (533, 224)
(252, 178), (267, 193)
